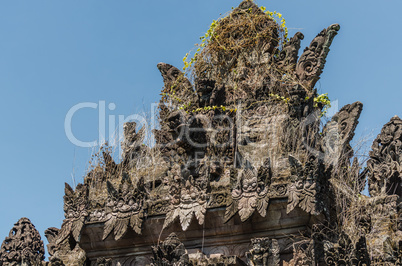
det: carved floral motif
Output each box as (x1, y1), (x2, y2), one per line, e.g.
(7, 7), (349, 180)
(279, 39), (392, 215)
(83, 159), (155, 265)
(3, 2), (401, 265)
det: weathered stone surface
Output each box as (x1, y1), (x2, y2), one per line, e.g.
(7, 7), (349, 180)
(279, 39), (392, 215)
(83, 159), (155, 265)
(57, 183), (89, 245)
(0, 218), (45, 265)
(162, 165), (208, 231)
(368, 115), (402, 197)
(151, 233), (191, 266)
(324, 233), (370, 266)
(287, 154), (329, 216)
(296, 23), (340, 89)
(102, 174), (145, 240)
(2, 1), (400, 265)
(246, 237), (280, 266)
(225, 161), (271, 222)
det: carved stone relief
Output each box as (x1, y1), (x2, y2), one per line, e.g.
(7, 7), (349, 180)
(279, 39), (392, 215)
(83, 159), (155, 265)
(102, 174), (145, 240)
(163, 165), (208, 231)
(246, 237), (280, 266)
(287, 155), (323, 216)
(151, 233), (191, 266)
(57, 183), (89, 245)
(324, 234), (370, 266)
(225, 160), (271, 222)
(296, 24), (340, 89)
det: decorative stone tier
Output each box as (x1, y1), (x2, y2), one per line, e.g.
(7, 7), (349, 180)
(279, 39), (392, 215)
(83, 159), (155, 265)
(80, 200), (320, 264)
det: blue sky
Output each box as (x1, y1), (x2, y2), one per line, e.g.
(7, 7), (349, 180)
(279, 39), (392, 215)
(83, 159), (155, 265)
(0, 0), (401, 258)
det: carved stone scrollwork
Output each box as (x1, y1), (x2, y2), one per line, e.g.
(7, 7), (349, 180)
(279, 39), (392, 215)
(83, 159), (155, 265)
(151, 233), (192, 266)
(296, 24), (340, 89)
(322, 102), (363, 174)
(225, 159), (271, 222)
(276, 32), (304, 72)
(324, 234), (370, 266)
(246, 237), (280, 266)
(57, 183), (89, 245)
(368, 116), (402, 197)
(195, 79), (226, 107)
(102, 174), (145, 240)
(0, 218), (45, 265)
(163, 165), (208, 231)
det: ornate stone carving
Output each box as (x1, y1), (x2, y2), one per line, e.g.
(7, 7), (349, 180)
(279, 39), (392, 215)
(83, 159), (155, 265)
(55, 244), (86, 266)
(102, 174), (145, 240)
(368, 115), (402, 197)
(283, 240), (315, 266)
(163, 165), (208, 231)
(151, 233), (191, 266)
(95, 257), (112, 266)
(0, 218), (45, 265)
(324, 234), (370, 266)
(270, 183), (288, 198)
(296, 24), (340, 89)
(287, 155), (323, 216)
(189, 253), (241, 265)
(45, 225), (87, 265)
(57, 183), (89, 245)
(157, 62), (194, 106)
(195, 79), (226, 107)
(276, 32), (304, 72)
(3, 2), (401, 265)
(225, 160), (271, 222)
(322, 102), (363, 171)
(121, 121), (146, 166)
(365, 194), (401, 263)
(246, 237), (280, 266)
(44, 227), (59, 257)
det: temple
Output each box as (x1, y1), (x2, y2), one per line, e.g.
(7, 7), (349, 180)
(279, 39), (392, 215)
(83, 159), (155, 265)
(1, 1), (401, 265)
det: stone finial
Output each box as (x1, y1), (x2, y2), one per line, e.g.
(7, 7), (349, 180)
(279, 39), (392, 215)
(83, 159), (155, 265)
(367, 116), (402, 197)
(296, 24), (340, 89)
(0, 217), (45, 265)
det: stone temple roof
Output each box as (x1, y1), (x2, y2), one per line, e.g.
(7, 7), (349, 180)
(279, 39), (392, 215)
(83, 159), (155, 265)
(0, 1), (400, 265)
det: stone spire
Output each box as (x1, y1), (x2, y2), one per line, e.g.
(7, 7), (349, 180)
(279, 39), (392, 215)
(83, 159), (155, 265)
(0, 217), (45, 265)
